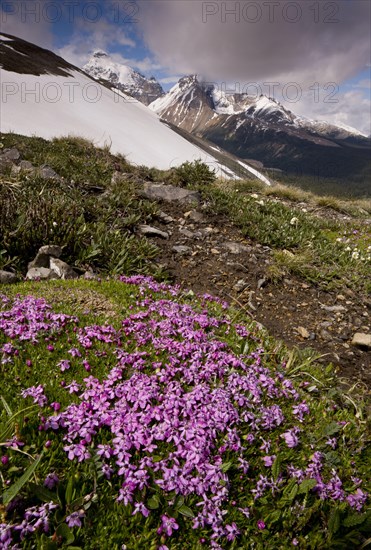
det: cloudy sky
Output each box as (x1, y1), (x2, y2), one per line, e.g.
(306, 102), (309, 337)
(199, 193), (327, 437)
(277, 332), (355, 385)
(1, 0), (370, 134)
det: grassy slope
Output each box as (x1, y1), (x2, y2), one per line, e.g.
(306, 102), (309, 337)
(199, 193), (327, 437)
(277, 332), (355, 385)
(0, 278), (370, 549)
(0, 133), (370, 548)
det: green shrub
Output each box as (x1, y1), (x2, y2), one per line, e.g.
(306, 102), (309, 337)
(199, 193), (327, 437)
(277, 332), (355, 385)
(174, 159), (216, 187)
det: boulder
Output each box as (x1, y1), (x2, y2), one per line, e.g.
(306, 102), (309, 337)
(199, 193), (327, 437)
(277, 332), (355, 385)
(49, 258), (79, 280)
(139, 183), (201, 205)
(28, 245), (63, 269)
(26, 267), (58, 281)
(0, 270), (18, 284)
(38, 165), (61, 180)
(2, 148), (20, 161)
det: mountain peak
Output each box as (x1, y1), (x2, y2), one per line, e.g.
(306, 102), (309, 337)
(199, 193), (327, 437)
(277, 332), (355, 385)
(92, 50), (108, 58)
(83, 52), (164, 106)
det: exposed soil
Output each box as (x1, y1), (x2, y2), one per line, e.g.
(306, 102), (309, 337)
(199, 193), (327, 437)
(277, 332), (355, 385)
(141, 200), (371, 391)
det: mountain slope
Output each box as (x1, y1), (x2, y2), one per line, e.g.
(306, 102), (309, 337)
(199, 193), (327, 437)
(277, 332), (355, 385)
(83, 51), (164, 106)
(0, 33), (257, 178)
(149, 76), (371, 192)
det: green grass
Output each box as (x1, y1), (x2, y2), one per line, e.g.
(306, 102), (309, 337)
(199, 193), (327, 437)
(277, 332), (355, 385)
(201, 186), (371, 293)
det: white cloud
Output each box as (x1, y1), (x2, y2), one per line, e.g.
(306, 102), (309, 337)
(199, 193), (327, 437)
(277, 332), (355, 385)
(0, 0), (53, 48)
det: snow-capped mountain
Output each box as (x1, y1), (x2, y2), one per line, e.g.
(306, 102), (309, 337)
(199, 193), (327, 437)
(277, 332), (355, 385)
(83, 51), (164, 106)
(0, 34), (272, 183)
(149, 76), (370, 185)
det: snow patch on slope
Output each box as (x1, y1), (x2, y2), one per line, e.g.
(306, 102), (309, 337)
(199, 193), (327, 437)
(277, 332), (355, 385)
(0, 68), (231, 174)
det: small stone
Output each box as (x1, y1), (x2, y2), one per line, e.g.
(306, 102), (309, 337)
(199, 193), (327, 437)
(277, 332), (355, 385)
(179, 228), (194, 239)
(26, 267), (58, 281)
(157, 211), (174, 224)
(257, 278), (267, 290)
(83, 270), (100, 280)
(297, 326), (310, 339)
(321, 304), (346, 313)
(223, 241), (251, 255)
(233, 279), (248, 292)
(138, 225), (169, 239)
(336, 294), (346, 301)
(188, 210), (206, 223)
(351, 333), (371, 351)
(320, 329), (332, 341)
(172, 245), (191, 256)
(211, 248), (220, 254)
(0, 270), (18, 284)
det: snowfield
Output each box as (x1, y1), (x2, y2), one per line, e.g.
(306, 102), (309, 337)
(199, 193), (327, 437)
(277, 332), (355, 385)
(0, 68), (232, 174)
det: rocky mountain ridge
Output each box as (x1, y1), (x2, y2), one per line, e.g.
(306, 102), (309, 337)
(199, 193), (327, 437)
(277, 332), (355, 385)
(83, 50), (165, 106)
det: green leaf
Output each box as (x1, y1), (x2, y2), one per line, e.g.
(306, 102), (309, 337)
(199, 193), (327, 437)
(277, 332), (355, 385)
(2, 452), (44, 505)
(343, 512), (367, 528)
(56, 523), (75, 544)
(175, 495), (185, 509)
(29, 482), (59, 504)
(298, 479), (317, 495)
(266, 509), (281, 524)
(322, 421), (341, 437)
(1, 395), (13, 417)
(178, 505), (195, 518)
(272, 455), (282, 480)
(65, 476), (75, 506)
(221, 461), (233, 473)
(328, 507), (341, 536)
(147, 495), (160, 510)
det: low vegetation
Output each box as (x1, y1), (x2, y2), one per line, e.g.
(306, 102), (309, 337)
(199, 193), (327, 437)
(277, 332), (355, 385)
(0, 134), (370, 548)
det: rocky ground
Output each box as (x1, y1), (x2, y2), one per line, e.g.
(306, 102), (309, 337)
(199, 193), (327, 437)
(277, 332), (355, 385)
(137, 184), (371, 390)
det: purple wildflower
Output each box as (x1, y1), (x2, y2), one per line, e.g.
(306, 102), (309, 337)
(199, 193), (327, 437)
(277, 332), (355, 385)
(158, 515), (179, 537)
(66, 510), (85, 528)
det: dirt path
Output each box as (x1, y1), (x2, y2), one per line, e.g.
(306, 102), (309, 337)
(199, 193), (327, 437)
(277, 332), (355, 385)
(140, 200), (371, 390)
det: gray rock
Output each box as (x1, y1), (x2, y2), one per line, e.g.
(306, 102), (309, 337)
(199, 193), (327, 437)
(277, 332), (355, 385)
(19, 160), (34, 170)
(321, 304), (346, 313)
(257, 278), (267, 290)
(3, 148), (20, 161)
(0, 156), (14, 174)
(26, 267), (58, 281)
(38, 245), (63, 257)
(39, 165), (61, 180)
(139, 225), (169, 239)
(184, 210), (206, 223)
(179, 227), (194, 239)
(234, 279), (248, 292)
(83, 270), (100, 280)
(351, 333), (371, 350)
(49, 258), (79, 280)
(28, 245), (63, 269)
(157, 211), (174, 224)
(223, 241), (251, 254)
(0, 270), (18, 284)
(172, 245), (192, 256)
(139, 183), (201, 205)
